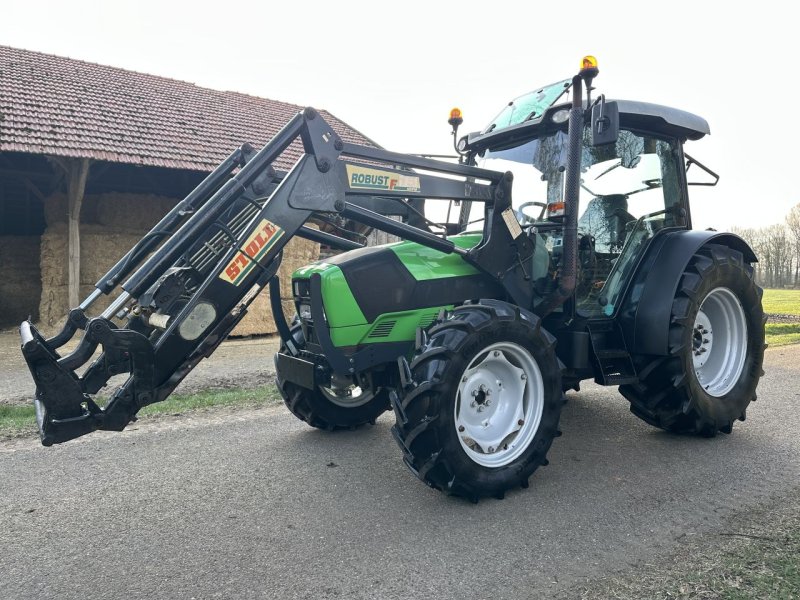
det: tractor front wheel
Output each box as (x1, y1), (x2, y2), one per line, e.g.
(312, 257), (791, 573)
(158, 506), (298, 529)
(275, 321), (389, 431)
(391, 300), (564, 501)
(620, 244), (765, 436)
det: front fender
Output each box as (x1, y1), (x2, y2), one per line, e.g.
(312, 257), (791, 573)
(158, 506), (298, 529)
(619, 230), (757, 356)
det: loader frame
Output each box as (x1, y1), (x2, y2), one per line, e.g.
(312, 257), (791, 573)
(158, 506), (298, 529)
(21, 107), (541, 445)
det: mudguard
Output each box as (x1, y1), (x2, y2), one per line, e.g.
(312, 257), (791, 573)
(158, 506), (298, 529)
(619, 229), (757, 356)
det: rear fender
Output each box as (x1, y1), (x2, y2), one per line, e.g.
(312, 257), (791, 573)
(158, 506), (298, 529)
(618, 230), (757, 356)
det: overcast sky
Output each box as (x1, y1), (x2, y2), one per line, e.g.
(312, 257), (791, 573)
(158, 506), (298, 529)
(1, 0), (795, 230)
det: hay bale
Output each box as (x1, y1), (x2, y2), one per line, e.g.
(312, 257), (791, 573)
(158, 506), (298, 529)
(44, 192), (178, 231)
(91, 193), (177, 231)
(38, 224), (148, 327)
(0, 236), (42, 326)
(37, 215), (321, 337)
(38, 191), (181, 330)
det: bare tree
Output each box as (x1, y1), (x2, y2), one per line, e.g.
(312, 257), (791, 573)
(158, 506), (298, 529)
(731, 226), (767, 286)
(786, 203), (800, 286)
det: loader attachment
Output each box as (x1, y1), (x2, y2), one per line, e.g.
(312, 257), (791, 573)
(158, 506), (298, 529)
(19, 107), (530, 445)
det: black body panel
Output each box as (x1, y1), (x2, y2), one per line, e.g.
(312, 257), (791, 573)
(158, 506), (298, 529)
(326, 246), (506, 322)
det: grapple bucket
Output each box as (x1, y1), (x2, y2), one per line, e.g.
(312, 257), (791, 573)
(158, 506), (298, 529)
(20, 321), (98, 445)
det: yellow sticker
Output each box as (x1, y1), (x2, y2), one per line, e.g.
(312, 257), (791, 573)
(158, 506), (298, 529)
(219, 219), (284, 286)
(346, 165), (421, 193)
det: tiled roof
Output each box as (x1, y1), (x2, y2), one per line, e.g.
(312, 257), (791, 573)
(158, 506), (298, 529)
(0, 45), (375, 172)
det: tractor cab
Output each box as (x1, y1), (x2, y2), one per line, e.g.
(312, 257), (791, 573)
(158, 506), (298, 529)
(459, 83), (711, 319)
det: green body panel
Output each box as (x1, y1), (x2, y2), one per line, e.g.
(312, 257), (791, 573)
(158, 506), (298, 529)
(388, 234), (481, 280)
(292, 234), (482, 347)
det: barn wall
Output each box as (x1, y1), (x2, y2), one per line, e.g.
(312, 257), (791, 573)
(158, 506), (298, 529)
(38, 192), (319, 336)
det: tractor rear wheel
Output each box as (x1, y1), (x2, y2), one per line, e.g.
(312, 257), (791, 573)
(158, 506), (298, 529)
(391, 300), (564, 501)
(619, 244), (765, 436)
(275, 320), (390, 431)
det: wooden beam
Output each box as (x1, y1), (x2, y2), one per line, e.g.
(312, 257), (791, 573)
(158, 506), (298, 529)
(18, 175), (48, 203)
(66, 158), (91, 307)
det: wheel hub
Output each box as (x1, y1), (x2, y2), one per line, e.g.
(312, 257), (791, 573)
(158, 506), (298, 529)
(455, 342), (543, 467)
(692, 311), (713, 366)
(320, 383), (374, 408)
(692, 287), (748, 397)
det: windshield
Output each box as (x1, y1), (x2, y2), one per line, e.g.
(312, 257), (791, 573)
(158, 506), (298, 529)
(483, 80), (572, 133)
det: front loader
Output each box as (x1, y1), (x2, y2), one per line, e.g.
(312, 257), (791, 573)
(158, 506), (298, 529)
(20, 57), (765, 501)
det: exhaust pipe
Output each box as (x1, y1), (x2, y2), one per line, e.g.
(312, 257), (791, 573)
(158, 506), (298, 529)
(538, 74), (584, 316)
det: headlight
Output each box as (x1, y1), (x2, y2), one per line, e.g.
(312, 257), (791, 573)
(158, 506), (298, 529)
(299, 303), (312, 320)
(551, 109), (570, 124)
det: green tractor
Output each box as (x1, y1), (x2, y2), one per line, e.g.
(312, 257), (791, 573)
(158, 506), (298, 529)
(22, 57), (765, 501)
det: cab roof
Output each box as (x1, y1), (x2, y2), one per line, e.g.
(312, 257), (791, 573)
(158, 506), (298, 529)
(466, 99), (710, 152)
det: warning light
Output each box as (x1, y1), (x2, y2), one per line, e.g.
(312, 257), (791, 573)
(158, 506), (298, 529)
(547, 201), (566, 218)
(580, 55), (599, 79)
(448, 107), (464, 128)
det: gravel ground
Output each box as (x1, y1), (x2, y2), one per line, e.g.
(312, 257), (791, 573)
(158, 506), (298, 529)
(1, 345), (798, 599)
(766, 312), (800, 323)
(0, 328), (281, 406)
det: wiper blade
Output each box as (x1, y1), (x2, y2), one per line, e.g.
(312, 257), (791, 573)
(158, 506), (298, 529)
(594, 160), (622, 181)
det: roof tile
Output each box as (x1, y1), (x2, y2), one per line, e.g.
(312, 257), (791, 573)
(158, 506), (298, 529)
(0, 45), (375, 171)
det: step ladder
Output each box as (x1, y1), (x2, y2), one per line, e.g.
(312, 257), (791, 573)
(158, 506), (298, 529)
(587, 320), (638, 386)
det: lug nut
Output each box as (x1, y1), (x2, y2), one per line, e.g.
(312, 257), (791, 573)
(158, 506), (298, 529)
(521, 373), (527, 380)
(493, 351), (500, 357)
(458, 425), (465, 432)
(518, 419), (525, 426)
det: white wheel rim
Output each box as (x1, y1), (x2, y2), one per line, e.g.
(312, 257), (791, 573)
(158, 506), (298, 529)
(692, 287), (748, 397)
(455, 342), (544, 468)
(320, 385), (374, 408)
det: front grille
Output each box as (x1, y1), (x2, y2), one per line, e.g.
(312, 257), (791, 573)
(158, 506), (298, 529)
(367, 320), (396, 338)
(418, 311), (439, 329)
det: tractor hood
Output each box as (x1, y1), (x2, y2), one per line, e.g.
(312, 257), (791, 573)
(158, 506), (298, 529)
(291, 234), (503, 346)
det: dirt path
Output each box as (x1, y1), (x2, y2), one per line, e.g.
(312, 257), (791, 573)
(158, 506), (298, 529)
(0, 328), (281, 405)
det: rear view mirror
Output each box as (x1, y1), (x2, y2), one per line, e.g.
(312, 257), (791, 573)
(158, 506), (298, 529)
(591, 99), (619, 146)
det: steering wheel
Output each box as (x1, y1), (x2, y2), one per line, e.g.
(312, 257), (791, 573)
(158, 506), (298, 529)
(516, 201), (548, 225)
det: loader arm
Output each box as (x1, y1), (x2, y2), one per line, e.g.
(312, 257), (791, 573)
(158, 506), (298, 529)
(20, 108), (534, 445)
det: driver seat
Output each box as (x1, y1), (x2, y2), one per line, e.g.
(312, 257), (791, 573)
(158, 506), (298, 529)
(578, 194), (634, 251)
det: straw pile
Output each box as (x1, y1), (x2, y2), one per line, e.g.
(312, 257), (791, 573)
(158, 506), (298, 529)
(37, 192), (320, 336)
(0, 236), (42, 325)
(230, 234), (319, 337)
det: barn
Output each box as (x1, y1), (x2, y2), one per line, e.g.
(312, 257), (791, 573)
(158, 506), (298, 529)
(0, 45), (375, 334)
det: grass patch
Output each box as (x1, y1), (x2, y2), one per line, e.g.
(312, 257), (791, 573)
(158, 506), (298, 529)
(762, 288), (800, 315)
(761, 289), (800, 347)
(0, 384), (282, 439)
(0, 404), (38, 437)
(138, 384), (282, 416)
(766, 322), (800, 347)
(558, 490), (800, 600)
